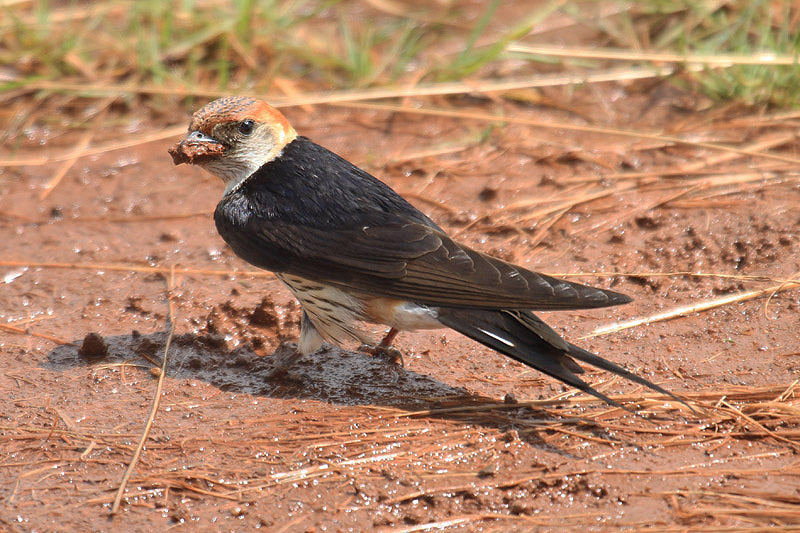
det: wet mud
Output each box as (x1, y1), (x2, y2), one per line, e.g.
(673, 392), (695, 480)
(2, 86), (800, 530)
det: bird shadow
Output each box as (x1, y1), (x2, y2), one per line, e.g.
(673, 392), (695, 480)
(44, 330), (621, 454)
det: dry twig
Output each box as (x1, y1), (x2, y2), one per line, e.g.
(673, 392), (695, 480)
(110, 266), (177, 515)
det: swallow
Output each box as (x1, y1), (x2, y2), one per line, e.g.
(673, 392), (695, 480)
(169, 96), (678, 408)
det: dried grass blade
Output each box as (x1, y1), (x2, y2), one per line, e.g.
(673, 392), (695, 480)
(21, 66), (680, 108)
(681, 132), (797, 173)
(0, 126), (186, 167)
(333, 102), (800, 166)
(509, 44), (800, 67)
(0, 323), (74, 345)
(0, 260), (275, 279)
(38, 101), (112, 199)
(587, 281), (800, 338)
(110, 266), (177, 515)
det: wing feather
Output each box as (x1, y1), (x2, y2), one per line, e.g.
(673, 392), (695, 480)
(213, 136), (630, 311)
(231, 217), (628, 311)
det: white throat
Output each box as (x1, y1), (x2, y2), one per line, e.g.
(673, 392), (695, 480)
(223, 166), (257, 195)
(215, 129), (296, 195)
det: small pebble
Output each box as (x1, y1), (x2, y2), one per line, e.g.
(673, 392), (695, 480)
(477, 463), (496, 477)
(78, 332), (108, 359)
(478, 186), (498, 201)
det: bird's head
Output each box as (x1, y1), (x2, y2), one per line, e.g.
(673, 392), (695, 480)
(169, 96), (297, 193)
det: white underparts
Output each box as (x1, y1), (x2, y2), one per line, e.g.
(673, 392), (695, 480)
(275, 274), (444, 354)
(381, 301), (441, 330)
(277, 274), (374, 352)
(297, 316), (326, 355)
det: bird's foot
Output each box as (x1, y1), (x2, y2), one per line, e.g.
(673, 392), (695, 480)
(358, 343), (405, 367)
(267, 348), (304, 378)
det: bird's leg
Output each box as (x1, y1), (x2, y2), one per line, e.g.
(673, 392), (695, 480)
(267, 349), (304, 378)
(359, 327), (404, 366)
(378, 327), (399, 349)
(268, 312), (320, 378)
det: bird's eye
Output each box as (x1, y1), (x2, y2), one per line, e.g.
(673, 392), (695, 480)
(238, 119), (255, 136)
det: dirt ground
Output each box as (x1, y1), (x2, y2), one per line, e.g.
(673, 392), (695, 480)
(2, 83), (800, 531)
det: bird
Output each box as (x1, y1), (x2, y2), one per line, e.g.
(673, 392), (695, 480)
(169, 96), (679, 409)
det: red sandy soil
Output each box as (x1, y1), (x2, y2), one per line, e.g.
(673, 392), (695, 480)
(2, 84), (800, 531)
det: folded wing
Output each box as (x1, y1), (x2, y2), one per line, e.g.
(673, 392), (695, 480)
(229, 217), (630, 311)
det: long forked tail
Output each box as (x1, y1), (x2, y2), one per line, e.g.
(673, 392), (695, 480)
(436, 308), (684, 409)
